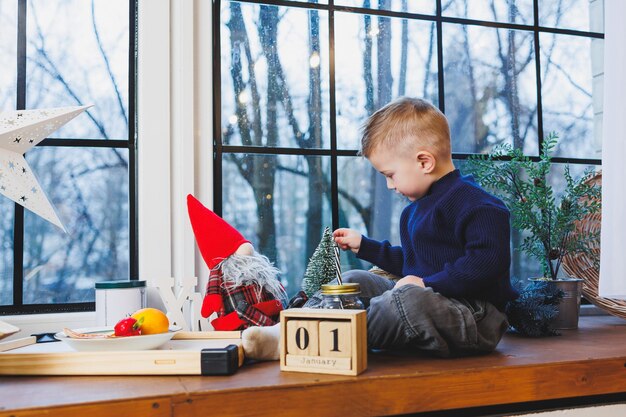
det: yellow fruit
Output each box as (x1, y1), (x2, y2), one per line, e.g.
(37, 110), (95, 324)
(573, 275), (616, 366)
(131, 308), (169, 335)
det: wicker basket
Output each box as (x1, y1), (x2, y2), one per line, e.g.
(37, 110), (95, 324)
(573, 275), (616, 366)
(562, 171), (626, 319)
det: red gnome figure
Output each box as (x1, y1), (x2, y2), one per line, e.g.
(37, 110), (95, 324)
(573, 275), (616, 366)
(187, 195), (287, 331)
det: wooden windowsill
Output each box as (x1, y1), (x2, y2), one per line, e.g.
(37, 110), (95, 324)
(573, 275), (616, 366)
(1, 315), (626, 417)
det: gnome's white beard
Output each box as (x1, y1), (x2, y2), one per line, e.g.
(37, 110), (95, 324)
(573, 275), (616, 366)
(218, 253), (287, 304)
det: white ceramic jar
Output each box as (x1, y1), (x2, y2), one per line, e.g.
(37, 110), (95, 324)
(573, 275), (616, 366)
(95, 280), (146, 326)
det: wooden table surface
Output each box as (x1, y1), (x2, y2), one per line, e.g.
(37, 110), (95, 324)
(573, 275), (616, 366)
(2, 315), (626, 417)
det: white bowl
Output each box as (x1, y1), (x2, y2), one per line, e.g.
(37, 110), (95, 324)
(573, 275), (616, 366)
(55, 327), (180, 352)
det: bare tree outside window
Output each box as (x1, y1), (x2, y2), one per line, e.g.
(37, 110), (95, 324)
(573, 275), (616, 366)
(0, 0), (134, 310)
(0, 0), (18, 306)
(336, 0), (435, 15)
(217, 0), (603, 296)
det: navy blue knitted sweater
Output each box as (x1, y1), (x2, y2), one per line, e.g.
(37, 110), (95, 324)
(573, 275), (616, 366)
(358, 169), (518, 309)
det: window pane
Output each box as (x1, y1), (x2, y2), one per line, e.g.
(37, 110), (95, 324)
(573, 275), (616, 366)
(220, 1), (330, 149)
(540, 34), (601, 158)
(548, 163), (599, 200)
(338, 155), (405, 271)
(443, 24), (539, 154)
(0, 1), (17, 110)
(23, 147), (129, 304)
(26, 0), (129, 140)
(0, 0), (17, 306)
(335, 0), (435, 15)
(222, 153), (331, 296)
(459, 159), (599, 282)
(539, 0), (602, 33)
(443, 0), (533, 24)
(0, 199), (13, 306)
(335, 12), (438, 150)
(290, 0), (328, 4)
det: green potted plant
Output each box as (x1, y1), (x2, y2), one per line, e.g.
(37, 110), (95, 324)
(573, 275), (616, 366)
(467, 133), (601, 329)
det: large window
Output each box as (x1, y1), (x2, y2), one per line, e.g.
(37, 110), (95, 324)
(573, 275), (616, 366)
(214, 0), (603, 295)
(0, 0), (136, 314)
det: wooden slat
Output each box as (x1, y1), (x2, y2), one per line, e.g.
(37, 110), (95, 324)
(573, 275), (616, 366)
(0, 350), (203, 375)
(0, 336), (36, 352)
(172, 331), (241, 340)
(0, 339), (243, 375)
(0, 397), (172, 417)
(281, 308), (364, 320)
(354, 310), (368, 373)
(173, 357), (626, 417)
(0, 320), (19, 340)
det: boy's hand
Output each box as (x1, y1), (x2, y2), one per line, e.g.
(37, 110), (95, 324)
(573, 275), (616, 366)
(333, 228), (362, 254)
(395, 275), (425, 288)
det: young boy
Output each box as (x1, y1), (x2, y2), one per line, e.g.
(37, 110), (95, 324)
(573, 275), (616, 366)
(242, 97), (518, 359)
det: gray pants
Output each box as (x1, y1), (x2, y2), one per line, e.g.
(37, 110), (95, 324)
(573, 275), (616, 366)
(304, 270), (509, 358)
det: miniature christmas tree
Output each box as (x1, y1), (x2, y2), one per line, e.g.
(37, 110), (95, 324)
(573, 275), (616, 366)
(301, 227), (337, 297)
(505, 280), (563, 337)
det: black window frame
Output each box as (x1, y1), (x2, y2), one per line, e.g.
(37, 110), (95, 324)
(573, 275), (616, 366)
(213, 0), (603, 222)
(213, 0), (603, 293)
(0, 0), (138, 315)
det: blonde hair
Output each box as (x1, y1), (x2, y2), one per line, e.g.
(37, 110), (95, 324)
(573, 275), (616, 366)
(360, 97), (451, 160)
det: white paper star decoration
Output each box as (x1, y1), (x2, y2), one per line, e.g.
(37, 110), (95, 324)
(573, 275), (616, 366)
(0, 105), (91, 232)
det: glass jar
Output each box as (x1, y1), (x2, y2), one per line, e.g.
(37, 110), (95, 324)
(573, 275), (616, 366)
(320, 283), (364, 310)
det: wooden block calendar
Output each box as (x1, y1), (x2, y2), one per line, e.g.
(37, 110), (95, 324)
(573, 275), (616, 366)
(280, 308), (367, 376)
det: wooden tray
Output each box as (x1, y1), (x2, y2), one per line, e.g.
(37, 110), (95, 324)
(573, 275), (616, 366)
(0, 331), (243, 376)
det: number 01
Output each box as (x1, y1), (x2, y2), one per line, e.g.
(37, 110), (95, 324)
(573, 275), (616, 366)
(295, 327), (309, 350)
(295, 326), (340, 351)
(330, 328), (340, 352)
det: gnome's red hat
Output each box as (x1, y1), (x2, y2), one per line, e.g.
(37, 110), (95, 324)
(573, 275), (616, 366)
(187, 194), (250, 269)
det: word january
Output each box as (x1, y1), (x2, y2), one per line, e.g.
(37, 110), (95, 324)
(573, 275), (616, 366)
(297, 356), (337, 367)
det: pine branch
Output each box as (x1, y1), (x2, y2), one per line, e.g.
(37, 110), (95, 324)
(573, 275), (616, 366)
(466, 132), (601, 280)
(505, 280), (563, 337)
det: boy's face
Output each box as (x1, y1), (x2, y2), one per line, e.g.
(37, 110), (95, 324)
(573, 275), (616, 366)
(368, 146), (433, 202)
